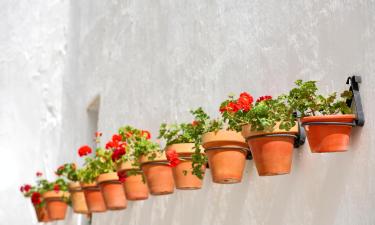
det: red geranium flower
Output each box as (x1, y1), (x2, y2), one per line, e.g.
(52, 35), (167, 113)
(78, 145), (92, 157)
(237, 92), (253, 112)
(20, 186), (24, 192)
(117, 171), (126, 183)
(192, 120), (199, 126)
(141, 130), (151, 139)
(95, 131), (102, 137)
(111, 147), (126, 162)
(220, 101), (240, 113)
(256, 95), (272, 103)
(53, 184), (60, 193)
(23, 184), (32, 192)
(36, 172), (43, 177)
(105, 141), (114, 149)
(31, 192), (41, 205)
(112, 134), (122, 142)
(166, 149), (180, 167)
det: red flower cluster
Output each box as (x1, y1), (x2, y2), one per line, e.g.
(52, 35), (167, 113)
(256, 95), (272, 103)
(166, 149), (180, 167)
(78, 145), (92, 157)
(31, 192), (41, 205)
(192, 120), (199, 126)
(141, 130), (151, 140)
(117, 171), (126, 183)
(53, 184), (60, 193)
(20, 184), (32, 193)
(106, 134), (127, 162)
(36, 171), (43, 177)
(220, 92), (254, 113)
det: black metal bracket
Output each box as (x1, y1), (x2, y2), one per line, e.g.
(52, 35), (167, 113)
(346, 75), (365, 126)
(294, 115), (306, 148)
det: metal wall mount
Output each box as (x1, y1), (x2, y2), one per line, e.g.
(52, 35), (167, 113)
(346, 75), (365, 126)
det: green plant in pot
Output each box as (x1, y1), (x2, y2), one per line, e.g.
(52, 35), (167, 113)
(220, 92), (298, 176)
(20, 172), (51, 222)
(190, 107), (251, 184)
(285, 79), (354, 153)
(158, 112), (208, 190)
(116, 125), (172, 196)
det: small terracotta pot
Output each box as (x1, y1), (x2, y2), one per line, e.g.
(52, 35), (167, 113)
(242, 123), (298, 176)
(97, 172), (127, 210)
(140, 152), (175, 195)
(33, 202), (50, 222)
(42, 191), (69, 221)
(202, 130), (248, 183)
(68, 182), (89, 214)
(81, 182), (107, 213)
(301, 114), (355, 153)
(117, 162), (149, 201)
(165, 143), (205, 190)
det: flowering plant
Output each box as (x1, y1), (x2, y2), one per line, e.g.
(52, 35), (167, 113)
(220, 92), (296, 132)
(284, 80), (352, 117)
(20, 172), (70, 206)
(55, 163), (78, 182)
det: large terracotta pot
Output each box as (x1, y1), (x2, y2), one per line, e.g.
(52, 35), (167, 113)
(202, 130), (249, 183)
(97, 172), (127, 210)
(33, 201), (50, 222)
(42, 191), (69, 221)
(242, 123), (298, 176)
(301, 114), (355, 153)
(165, 143), (205, 190)
(140, 151), (175, 195)
(68, 182), (89, 214)
(117, 161), (149, 201)
(81, 182), (107, 213)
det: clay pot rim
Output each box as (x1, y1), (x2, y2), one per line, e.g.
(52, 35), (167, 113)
(96, 172), (119, 184)
(117, 161), (140, 172)
(139, 151), (168, 164)
(68, 182), (82, 191)
(301, 114), (355, 123)
(80, 182), (98, 188)
(202, 130), (248, 149)
(242, 123), (298, 139)
(42, 191), (70, 200)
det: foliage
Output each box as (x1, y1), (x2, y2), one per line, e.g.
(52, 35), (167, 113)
(55, 163), (78, 182)
(220, 92), (296, 132)
(284, 80), (352, 117)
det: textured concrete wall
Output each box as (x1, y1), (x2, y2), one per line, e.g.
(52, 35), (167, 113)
(2, 0), (375, 225)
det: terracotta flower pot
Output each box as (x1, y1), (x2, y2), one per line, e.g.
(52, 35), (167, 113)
(117, 162), (149, 201)
(301, 114), (355, 153)
(140, 151), (175, 195)
(97, 172), (127, 210)
(68, 182), (89, 214)
(42, 191), (69, 221)
(81, 182), (107, 213)
(33, 202), (50, 222)
(242, 123), (298, 176)
(202, 130), (249, 183)
(165, 143), (205, 190)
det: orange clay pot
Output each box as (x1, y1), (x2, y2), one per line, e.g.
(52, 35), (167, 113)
(165, 143), (205, 190)
(42, 191), (69, 221)
(202, 130), (249, 184)
(81, 182), (107, 213)
(117, 162), (149, 201)
(68, 182), (89, 214)
(301, 114), (355, 153)
(242, 123), (298, 176)
(97, 172), (127, 210)
(140, 151), (175, 195)
(33, 202), (50, 222)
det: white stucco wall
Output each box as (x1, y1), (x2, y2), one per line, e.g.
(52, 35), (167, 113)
(1, 0), (375, 225)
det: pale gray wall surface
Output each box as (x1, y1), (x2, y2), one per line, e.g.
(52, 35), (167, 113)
(1, 0), (375, 225)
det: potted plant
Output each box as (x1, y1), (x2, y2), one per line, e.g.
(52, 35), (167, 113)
(286, 80), (354, 153)
(78, 138), (127, 211)
(56, 163), (89, 214)
(110, 126), (149, 201)
(20, 172), (50, 222)
(191, 107), (249, 183)
(220, 92), (298, 176)
(77, 145), (107, 213)
(40, 178), (70, 221)
(158, 112), (206, 190)
(119, 126), (174, 195)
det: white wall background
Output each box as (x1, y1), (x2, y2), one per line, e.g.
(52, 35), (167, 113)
(1, 0), (375, 225)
